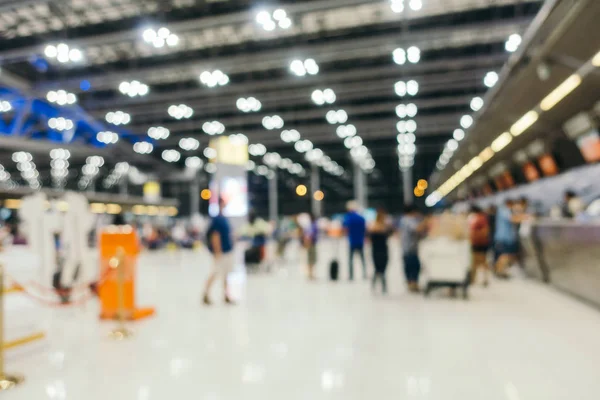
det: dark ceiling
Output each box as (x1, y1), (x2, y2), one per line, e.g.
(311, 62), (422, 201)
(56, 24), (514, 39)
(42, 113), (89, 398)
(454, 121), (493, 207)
(0, 0), (544, 214)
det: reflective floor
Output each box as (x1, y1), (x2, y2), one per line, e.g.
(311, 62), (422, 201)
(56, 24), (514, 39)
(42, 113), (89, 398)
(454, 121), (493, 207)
(5, 241), (600, 399)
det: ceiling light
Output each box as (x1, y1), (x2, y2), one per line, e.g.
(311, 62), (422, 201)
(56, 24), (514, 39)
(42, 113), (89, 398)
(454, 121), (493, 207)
(105, 110), (131, 125)
(48, 117), (75, 132)
(539, 74), (582, 111)
(202, 120), (225, 135)
(96, 131), (119, 144)
(393, 48), (406, 65)
(407, 46), (421, 63)
(491, 132), (513, 152)
(453, 129), (465, 141)
(143, 27), (179, 47)
(203, 148), (217, 159)
(205, 163), (217, 174)
(162, 149), (181, 163)
(256, 9), (292, 31)
(281, 129), (301, 143)
(0, 100), (12, 113)
(294, 139), (313, 153)
(406, 119), (417, 133)
(336, 124), (357, 138)
(505, 33), (522, 53)
(396, 80), (418, 97)
(484, 71), (499, 88)
(228, 134), (248, 146)
(148, 126), (170, 140)
(248, 143), (267, 156)
(262, 115), (284, 130)
(326, 109), (348, 124)
(168, 104), (193, 120)
(46, 90), (77, 105)
(470, 97), (484, 112)
(390, 0), (404, 13)
(118, 80), (150, 97)
(290, 58), (319, 76)
(133, 141), (154, 154)
(409, 0), (423, 11)
(199, 70), (229, 87)
(185, 157), (203, 169)
(447, 139), (459, 151)
(479, 147), (495, 162)
(45, 43), (84, 63)
(237, 97), (261, 112)
(510, 110), (539, 136)
(592, 51), (600, 67)
(179, 137), (200, 151)
(460, 115), (473, 129)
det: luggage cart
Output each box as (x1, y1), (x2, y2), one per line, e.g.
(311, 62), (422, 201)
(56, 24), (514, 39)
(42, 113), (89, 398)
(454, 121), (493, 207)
(420, 237), (471, 299)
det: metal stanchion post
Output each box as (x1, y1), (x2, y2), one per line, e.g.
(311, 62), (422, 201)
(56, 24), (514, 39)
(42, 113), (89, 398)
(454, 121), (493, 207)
(109, 247), (133, 340)
(0, 263), (24, 390)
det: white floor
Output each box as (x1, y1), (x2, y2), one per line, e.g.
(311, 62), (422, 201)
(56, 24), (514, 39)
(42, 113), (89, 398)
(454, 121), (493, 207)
(5, 241), (600, 399)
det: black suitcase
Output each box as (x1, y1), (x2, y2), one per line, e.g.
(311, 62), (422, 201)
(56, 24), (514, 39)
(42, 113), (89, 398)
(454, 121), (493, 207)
(329, 260), (339, 281)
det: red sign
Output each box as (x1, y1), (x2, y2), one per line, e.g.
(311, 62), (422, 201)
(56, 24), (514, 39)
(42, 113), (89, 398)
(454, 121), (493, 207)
(538, 154), (559, 176)
(522, 162), (540, 182)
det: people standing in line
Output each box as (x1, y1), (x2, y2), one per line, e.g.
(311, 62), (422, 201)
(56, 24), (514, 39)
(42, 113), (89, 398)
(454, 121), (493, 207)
(343, 201), (367, 281)
(303, 213), (319, 280)
(399, 205), (427, 292)
(469, 205), (491, 287)
(494, 198), (528, 278)
(203, 198), (235, 305)
(368, 208), (393, 294)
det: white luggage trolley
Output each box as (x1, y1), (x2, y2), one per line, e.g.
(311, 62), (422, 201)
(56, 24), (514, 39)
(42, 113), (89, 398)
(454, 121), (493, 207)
(419, 237), (471, 299)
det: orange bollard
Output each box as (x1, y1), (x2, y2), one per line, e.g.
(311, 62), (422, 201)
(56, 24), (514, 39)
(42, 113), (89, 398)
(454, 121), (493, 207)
(98, 226), (155, 321)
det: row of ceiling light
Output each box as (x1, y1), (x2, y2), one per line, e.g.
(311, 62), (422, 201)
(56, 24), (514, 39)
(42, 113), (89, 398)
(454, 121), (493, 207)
(427, 50), (600, 207)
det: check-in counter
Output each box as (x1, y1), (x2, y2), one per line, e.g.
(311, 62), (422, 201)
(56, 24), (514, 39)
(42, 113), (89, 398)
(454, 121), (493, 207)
(520, 220), (600, 307)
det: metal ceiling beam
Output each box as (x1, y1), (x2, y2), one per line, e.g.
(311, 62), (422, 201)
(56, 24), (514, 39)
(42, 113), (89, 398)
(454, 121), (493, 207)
(33, 18), (527, 92)
(82, 53), (506, 113)
(0, 0), (533, 66)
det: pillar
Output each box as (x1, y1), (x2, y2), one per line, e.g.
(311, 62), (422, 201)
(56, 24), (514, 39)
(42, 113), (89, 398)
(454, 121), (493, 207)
(353, 162), (367, 209)
(311, 164), (322, 217)
(119, 177), (128, 196)
(402, 168), (413, 206)
(268, 168), (278, 223)
(190, 173), (200, 216)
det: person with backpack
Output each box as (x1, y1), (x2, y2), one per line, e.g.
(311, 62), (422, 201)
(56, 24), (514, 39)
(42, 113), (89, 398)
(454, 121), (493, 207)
(203, 198), (235, 305)
(469, 205), (491, 287)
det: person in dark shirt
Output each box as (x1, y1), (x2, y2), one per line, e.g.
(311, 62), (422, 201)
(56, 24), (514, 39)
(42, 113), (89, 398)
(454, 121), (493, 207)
(203, 198), (235, 305)
(368, 208), (393, 294)
(343, 201), (367, 281)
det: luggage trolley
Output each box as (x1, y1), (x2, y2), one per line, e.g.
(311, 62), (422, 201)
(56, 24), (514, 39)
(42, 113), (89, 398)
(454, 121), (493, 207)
(420, 236), (471, 299)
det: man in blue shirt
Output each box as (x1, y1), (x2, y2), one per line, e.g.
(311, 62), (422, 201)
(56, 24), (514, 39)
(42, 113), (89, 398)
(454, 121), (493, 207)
(343, 201), (367, 281)
(203, 198), (235, 305)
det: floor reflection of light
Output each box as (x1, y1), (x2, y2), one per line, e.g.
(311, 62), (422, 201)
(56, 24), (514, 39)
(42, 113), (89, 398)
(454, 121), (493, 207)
(138, 385), (150, 400)
(170, 358), (191, 377)
(271, 342), (289, 358)
(242, 363), (265, 384)
(45, 380), (66, 399)
(321, 370), (344, 391)
(48, 351), (65, 369)
(505, 382), (521, 400)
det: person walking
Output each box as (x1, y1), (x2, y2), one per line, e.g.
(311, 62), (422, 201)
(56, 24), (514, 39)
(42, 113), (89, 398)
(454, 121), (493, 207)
(399, 205), (426, 292)
(303, 213), (319, 280)
(369, 208), (393, 294)
(203, 198), (235, 305)
(469, 205), (491, 287)
(343, 201), (367, 281)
